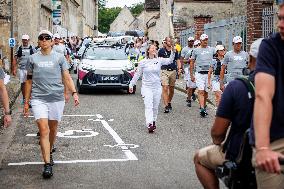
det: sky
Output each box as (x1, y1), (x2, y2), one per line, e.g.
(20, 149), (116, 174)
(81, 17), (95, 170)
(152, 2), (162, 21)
(105, 0), (145, 8)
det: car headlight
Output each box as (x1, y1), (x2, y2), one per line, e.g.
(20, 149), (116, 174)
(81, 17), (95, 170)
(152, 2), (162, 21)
(126, 63), (134, 71)
(81, 66), (92, 71)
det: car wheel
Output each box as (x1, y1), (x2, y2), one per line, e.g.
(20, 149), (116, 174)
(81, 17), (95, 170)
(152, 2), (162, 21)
(77, 79), (85, 94)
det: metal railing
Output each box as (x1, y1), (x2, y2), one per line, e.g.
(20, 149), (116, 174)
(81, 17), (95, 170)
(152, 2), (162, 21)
(262, 6), (277, 38)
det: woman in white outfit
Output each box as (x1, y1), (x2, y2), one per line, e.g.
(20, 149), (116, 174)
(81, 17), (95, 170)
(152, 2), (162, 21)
(129, 45), (175, 133)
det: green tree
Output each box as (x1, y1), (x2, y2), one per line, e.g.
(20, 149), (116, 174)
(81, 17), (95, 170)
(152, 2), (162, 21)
(130, 3), (144, 17)
(98, 7), (122, 33)
(98, 3), (145, 34)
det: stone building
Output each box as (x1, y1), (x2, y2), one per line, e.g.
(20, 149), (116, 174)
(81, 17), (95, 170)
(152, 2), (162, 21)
(109, 6), (136, 32)
(0, 0), (98, 62)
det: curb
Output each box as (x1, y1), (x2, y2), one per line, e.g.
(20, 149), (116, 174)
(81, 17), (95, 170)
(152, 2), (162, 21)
(0, 77), (21, 167)
(174, 85), (215, 107)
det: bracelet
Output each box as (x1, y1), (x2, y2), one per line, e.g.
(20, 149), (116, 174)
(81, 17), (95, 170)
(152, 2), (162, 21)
(256, 147), (270, 152)
(72, 92), (77, 96)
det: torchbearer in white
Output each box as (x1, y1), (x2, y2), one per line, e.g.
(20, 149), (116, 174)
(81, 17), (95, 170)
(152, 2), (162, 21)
(129, 44), (175, 133)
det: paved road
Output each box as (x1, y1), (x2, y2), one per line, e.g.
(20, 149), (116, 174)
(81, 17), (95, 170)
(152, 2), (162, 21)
(0, 77), (218, 189)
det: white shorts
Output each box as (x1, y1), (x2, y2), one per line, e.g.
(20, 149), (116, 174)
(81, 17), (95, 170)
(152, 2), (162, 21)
(195, 72), (209, 92)
(212, 80), (221, 92)
(186, 79), (197, 89)
(18, 69), (27, 83)
(31, 100), (65, 121)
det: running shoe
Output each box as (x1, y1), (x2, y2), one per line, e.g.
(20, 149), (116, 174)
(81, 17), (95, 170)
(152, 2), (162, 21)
(168, 103), (172, 111)
(186, 98), (191, 103)
(187, 100), (192, 107)
(200, 108), (206, 117)
(164, 106), (170, 113)
(204, 109), (209, 116)
(42, 163), (53, 179)
(153, 121), (156, 130)
(148, 124), (155, 133)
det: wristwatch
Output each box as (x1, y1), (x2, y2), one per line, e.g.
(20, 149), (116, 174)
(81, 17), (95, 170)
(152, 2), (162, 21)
(4, 110), (12, 115)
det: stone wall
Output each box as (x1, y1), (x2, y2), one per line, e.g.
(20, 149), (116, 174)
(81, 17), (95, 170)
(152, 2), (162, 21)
(173, 0), (247, 28)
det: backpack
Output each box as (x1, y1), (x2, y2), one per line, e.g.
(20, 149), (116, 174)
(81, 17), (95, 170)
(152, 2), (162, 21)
(223, 76), (255, 161)
(17, 45), (34, 58)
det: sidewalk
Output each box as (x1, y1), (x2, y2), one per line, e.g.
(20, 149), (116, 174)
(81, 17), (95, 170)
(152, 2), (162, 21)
(174, 75), (216, 107)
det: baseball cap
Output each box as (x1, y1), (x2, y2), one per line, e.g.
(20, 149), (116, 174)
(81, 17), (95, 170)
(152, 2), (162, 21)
(188, 37), (194, 41)
(200, 34), (208, 41)
(38, 30), (53, 38)
(215, 45), (225, 52)
(53, 33), (61, 39)
(194, 40), (201, 46)
(22, 34), (29, 40)
(249, 38), (263, 58)
(233, 36), (242, 43)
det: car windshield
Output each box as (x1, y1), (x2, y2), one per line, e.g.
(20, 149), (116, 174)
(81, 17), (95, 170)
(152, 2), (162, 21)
(83, 47), (127, 60)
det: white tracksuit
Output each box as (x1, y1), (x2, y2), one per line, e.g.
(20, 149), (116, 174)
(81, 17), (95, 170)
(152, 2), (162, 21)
(129, 52), (174, 127)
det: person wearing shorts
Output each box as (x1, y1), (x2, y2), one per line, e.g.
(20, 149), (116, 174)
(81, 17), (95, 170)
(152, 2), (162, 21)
(208, 45), (225, 107)
(158, 37), (181, 113)
(12, 34), (36, 103)
(190, 34), (215, 117)
(181, 36), (196, 107)
(24, 30), (79, 179)
(220, 36), (249, 91)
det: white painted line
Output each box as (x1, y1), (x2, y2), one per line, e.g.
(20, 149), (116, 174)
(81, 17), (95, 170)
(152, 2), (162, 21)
(28, 115), (98, 118)
(108, 119), (114, 122)
(94, 117), (138, 161)
(96, 114), (103, 119)
(8, 158), (133, 166)
(26, 134), (37, 137)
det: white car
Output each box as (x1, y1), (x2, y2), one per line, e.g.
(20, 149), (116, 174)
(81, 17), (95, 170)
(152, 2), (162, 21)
(77, 46), (136, 94)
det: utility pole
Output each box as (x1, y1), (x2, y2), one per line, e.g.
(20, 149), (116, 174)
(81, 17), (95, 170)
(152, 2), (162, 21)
(10, 0), (14, 74)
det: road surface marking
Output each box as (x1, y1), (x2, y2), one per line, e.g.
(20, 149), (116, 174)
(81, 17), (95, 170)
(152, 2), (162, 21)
(8, 114), (138, 166)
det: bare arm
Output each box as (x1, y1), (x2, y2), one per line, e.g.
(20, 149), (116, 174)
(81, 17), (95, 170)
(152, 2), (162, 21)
(208, 67), (213, 86)
(211, 117), (231, 145)
(254, 73), (274, 149)
(254, 72), (284, 174)
(219, 65), (226, 84)
(23, 78), (32, 117)
(12, 57), (17, 76)
(62, 70), (79, 106)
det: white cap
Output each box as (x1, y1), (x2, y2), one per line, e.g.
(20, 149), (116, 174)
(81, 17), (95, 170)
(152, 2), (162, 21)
(53, 33), (61, 39)
(22, 34), (29, 40)
(38, 30), (53, 37)
(215, 45), (225, 52)
(194, 40), (201, 46)
(200, 34), (208, 41)
(249, 38), (263, 58)
(188, 37), (194, 41)
(233, 36), (242, 43)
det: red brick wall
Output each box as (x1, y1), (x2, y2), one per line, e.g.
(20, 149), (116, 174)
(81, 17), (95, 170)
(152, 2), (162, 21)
(247, 0), (273, 48)
(173, 22), (187, 37)
(194, 15), (212, 39)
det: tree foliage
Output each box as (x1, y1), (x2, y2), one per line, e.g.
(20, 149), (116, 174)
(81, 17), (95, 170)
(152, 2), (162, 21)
(130, 3), (144, 17)
(98, 3), (144, 34)
(98, 7), (122, 33)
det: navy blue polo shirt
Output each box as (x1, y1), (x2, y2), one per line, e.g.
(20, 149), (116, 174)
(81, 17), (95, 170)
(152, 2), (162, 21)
(250, 33), (284, 145)
(217, 78), (254, 160)
(158, 48), (180, 70)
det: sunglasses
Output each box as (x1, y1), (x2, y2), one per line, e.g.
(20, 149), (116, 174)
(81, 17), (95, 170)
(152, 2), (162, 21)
(278, 15), (284, 21)
(38, 35), (52, 41)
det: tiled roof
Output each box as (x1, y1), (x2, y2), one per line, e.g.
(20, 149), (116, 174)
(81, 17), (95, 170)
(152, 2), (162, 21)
(145, 0), (160, 11)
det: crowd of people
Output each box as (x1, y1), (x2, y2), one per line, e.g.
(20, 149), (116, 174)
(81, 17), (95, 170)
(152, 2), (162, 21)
(0, 3), (283, 187)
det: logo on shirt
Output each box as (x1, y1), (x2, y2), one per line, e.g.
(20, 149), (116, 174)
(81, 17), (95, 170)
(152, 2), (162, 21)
(38, 61), (54, 68)
(233, 56), (244, 61)
(200, 50), (211, 55)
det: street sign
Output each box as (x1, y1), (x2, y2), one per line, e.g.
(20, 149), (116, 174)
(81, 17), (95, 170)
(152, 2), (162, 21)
(8, 38), (16, 47)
